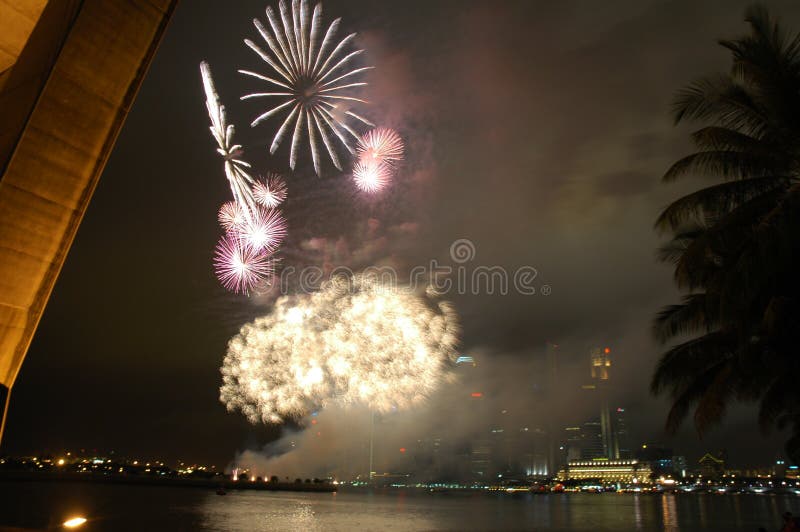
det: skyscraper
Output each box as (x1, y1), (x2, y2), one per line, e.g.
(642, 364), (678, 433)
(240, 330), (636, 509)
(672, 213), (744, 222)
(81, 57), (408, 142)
(545, 341), (560, 475)
(614, 407), (631, 459)
(589, 347), (618, 460)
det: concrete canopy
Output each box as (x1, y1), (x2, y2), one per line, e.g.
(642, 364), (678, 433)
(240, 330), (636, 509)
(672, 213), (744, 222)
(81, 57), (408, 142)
(0, 0), (178, 439)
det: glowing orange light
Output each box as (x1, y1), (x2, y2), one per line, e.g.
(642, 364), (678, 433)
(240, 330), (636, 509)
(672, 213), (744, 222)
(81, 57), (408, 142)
(471, 392), (483, 397)
(604, 347), (611, 354)
(63, 517), (87, 528)
(311, 419), (317, 425)
(399, 448), (406, 453)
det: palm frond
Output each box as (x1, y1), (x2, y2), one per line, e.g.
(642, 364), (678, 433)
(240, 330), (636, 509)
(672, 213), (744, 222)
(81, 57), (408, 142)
(655, 176), (789, 231)
(652, 293), (718, 343)
(651, 330), (734, 394)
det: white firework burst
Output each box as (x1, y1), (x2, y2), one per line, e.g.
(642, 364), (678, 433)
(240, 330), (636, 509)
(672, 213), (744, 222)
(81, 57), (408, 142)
(353, 159), (391, 193)
(240, 0), (374, 175)
(220, 274), (461, 423)
(214, 234), (274, 295)
(357, 128), (404, 166)
(201, 61), (258, 218)
(253, 173), (288, 208)
(218, 201), (248, 233)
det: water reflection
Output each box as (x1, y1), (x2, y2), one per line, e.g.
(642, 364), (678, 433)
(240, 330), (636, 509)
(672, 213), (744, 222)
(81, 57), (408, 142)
(0, 482), (796, 532)
(661, 494), (678, 531)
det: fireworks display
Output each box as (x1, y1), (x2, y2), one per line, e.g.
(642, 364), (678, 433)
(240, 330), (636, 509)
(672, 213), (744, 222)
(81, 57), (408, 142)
(357, 127), (404, 166)
(240, 0), (374, 175)
(352, 159), (391, 193)
(213, 234), (275, 294)
(353, 127), (404, 193)
(220, 275), (460, 423)
(238, 206), (288, 252)
(202, 61), (288, 294)
(200, 3), (452, 427)
(253, 173), (288, 208)
(201, 62), (258, 217)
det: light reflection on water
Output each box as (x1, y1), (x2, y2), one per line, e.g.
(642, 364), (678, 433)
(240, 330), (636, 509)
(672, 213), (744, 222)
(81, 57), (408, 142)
(197, 489), (799, 532)
(661, 493), (677, 531)
(0, 482), (798, 531)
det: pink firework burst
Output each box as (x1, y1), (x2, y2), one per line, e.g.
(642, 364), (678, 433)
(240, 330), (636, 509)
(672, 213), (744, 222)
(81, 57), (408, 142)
(239, 206), (287, 252)
(353, 160), (391, 193)
(253, 174), (288, 208)
(214, 234), (273, 294)
(218, 201), (247, 232)
(357, 128), (404, 167)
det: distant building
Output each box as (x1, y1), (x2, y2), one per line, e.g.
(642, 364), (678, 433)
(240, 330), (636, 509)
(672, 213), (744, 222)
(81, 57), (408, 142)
(672, 455), (688, 477)
(614, 408), (631, 459)
(580, 419), (605, 460)
(698, 452), (726, 479)
(563, 426), (583, 463)
(469, 439), (491, 480)
(545, 342), (560, 475)
(588, 347), (618, 459)
(557, 458), (652, 484)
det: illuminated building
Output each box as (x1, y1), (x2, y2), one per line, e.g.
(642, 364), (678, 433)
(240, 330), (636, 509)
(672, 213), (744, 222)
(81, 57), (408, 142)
(521, 427), (549, 478)
(590, 347), (611, 381)
(588, 347), (618, 460)
(698, 451), (726, 479)
(557, 458), (652, 484)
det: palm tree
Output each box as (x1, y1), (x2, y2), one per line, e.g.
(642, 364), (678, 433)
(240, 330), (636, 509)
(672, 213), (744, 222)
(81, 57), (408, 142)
(653, 3), (800, 463)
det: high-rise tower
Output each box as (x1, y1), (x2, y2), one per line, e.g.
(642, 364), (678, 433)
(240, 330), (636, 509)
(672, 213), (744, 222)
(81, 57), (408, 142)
(589, 347), (618, 460)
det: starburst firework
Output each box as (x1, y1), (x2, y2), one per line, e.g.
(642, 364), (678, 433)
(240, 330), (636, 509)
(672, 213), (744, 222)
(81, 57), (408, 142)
(357, 128), (404, 166)
(239, 206), (288, 252)
(240, 0), (374, 175)
(218, 201), (247, 233)
(214, 234), (274, 295)
(219, 275), (460, 423)
(353, 159), (391, 193)
(253, 173), (288, 208)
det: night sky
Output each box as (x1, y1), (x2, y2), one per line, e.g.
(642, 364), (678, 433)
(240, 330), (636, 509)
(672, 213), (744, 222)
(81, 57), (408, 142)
(4, 0), (800, 468)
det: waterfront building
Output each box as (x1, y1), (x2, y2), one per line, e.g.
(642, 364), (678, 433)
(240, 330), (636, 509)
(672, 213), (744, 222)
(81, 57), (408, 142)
(698, 451), (726, 479)
(557, 458), (652, 484)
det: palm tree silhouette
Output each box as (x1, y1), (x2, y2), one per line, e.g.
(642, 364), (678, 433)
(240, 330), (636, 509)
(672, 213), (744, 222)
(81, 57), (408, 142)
(653, 3), (800, 462)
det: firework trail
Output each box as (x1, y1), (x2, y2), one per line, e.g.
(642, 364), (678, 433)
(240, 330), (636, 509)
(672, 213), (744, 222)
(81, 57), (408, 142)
(240, 0), (374, 175)
(220, 274), (460, 423)
(201, 61), (259, 218)
(202, 61), (289, 295)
